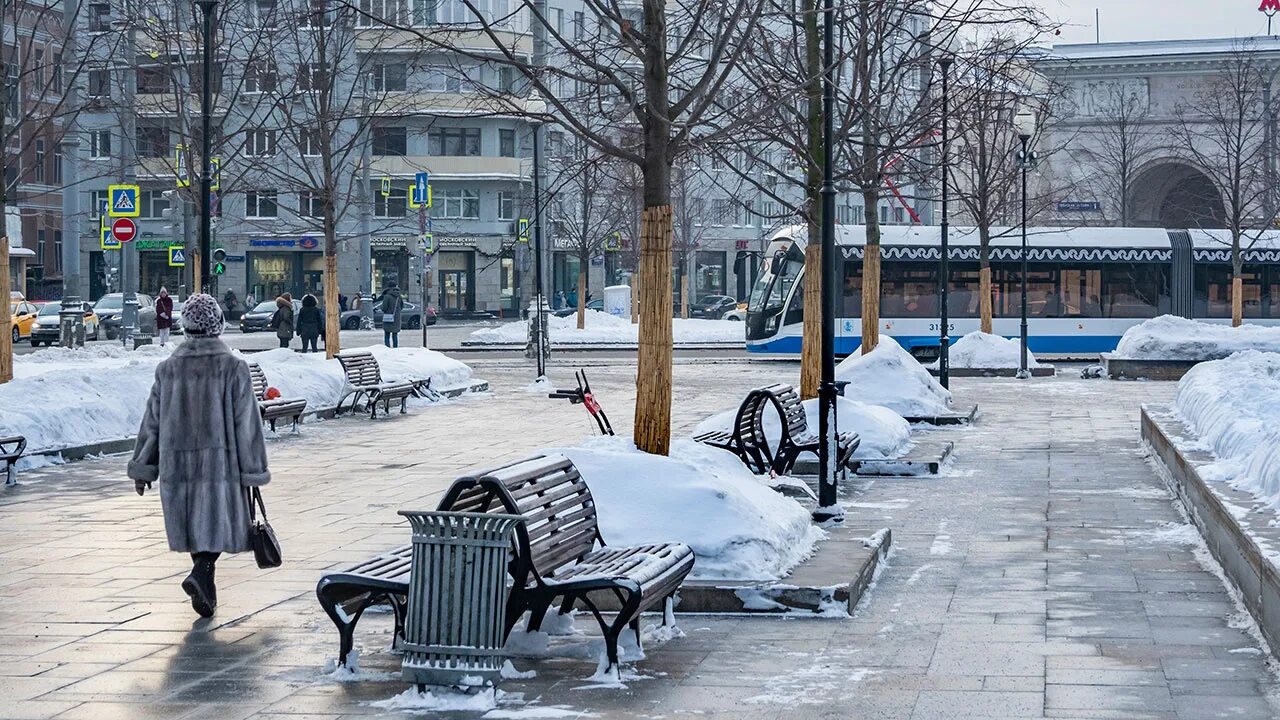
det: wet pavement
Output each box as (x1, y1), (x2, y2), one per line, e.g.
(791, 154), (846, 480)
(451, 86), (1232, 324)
(1, 358), (1276, 719)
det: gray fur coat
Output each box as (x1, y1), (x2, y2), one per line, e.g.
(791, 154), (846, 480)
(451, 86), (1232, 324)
(128, 337), (271, 553)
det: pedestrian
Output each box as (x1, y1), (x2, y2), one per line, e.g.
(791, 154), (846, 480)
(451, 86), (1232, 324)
(297, 293), (324, 353)
(269, 294), (294, 349)
(155, 287), (174, 346)
(567, 287), (578, 310)
(338, 293), (348, 313)
(127, 293), (271, 618)
(554, 290), (566, 310)
(377, 281), (403, 348)
(223, 289), (238, 315)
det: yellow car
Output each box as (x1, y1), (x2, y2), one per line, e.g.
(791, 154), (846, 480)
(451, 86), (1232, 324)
(10, 300), (40, 343)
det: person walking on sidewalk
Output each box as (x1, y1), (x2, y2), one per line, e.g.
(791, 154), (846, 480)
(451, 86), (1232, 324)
(269, 294), (294, 349)
(296, 293), (324, 353)
(155, 287), (174, 347)
(377, 282), (403, 348)
(127, 293), (271, 618)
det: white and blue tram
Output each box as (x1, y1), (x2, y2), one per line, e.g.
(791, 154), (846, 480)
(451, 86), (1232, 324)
(744, 225), (1280, 355)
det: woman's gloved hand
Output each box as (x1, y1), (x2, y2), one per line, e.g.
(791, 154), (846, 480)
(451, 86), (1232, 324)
(135, 479), (152, 496)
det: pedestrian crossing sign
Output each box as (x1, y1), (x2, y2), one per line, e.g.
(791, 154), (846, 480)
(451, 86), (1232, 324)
(168, 245), (187, 267)
(108, 184), (141, 217)
(101, 228), (121, 250)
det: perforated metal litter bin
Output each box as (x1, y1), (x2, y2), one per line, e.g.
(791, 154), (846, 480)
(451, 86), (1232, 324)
(398, 510), (522, 689)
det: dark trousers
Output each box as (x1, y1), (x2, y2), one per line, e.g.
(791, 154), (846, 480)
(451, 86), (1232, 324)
(384, 330), (399, 348)
(190, 552), (220, 565)
(278, 336), (290, 349)
(302, 335), (318, 352)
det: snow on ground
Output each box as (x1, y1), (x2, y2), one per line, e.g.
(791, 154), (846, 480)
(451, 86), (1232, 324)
(692, 395), (912, 460)
(0, 343), (475, 453)
(1115, 315), (1280, 360)
(836, 337), (952, 417)
(547, 436), (824, 580)
(468, 310), (743, 345)
(1175, 350), (1280, 509)
(934, 331), (1040, 369)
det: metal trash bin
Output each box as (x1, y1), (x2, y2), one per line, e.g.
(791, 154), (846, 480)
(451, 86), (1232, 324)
(398, 510), (522, 689)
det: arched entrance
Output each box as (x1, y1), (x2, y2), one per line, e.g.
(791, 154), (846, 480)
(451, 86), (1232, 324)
(1128, 162), (1226, 228)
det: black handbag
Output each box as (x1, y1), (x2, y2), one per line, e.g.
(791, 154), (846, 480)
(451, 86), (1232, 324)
(247, 487), (282, 569)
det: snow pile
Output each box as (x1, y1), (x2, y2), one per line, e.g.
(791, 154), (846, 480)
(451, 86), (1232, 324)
(1115, 315), (1280, 360)
(1175, 350), (1280, 507)
(836, 337), (952, 417)
(0, 343), (475, 453)
(547, 436), (823, 580)
(692, 396), (911, 460)
(942, 331), (1040, 369)
(469, 310), (743, 345)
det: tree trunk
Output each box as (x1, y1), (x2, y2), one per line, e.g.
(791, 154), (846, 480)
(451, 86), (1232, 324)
(860, 191), (881, 353)
(800, 243), (822, 399)
(680, 269), (689, 319)
(575, 263), (587, 330)
(324, 253), (340, 357)
(1232, 274), (1244, 327)
(979, 264), (993, 334)
(633, 205), (674, 455)
(0, 238), (11, 384)
(192, 250), (202, 295)
(631, 281), (638, 324)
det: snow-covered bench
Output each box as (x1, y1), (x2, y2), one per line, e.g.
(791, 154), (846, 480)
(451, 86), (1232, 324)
(316, 454), (695, 674)
(335, 352), (416, 419)
(1, 435), (26, 486)
(692, 389), (772, 474)
(246, 362), (307, 433)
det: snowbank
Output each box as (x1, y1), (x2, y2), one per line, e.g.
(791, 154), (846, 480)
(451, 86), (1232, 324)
(468, 310), (743, 345)
(692, 396), (911, 461)
(1115, 315), (1280, 360)
(1175, 350), (1280, 508)
(0, 343), (475, 453)
(941, 331), (1040, 369)
(548, 436), (823, 580)
(836, 337), (952, 417)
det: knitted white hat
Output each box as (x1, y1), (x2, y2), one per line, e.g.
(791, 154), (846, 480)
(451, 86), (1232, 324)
(182, 293), (224, 336)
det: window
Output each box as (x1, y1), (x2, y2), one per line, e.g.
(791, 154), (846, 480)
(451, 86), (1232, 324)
(712, 198), (732, 225)
(88, 3), (111, 31)
(553, 7), (564, 34)
(375, 184), (407, 217)
(54, 231), (63, 272)
(136, 65), (168, 94)
(372, 62), (407, 92)
(428, 127), (480, 156)
(4, 64), (18, 117)
(136, 124), (168, 158)
(499, 128), (515, 157)
(300, 0), (331, 26)
(438, 188), (480, 218)
(497, 190), (515, 220)
(574, 10), (584, 39)
(37, 230), (46, 266)
(33, 49), (45, 90)
(139, 190), (169, 218)
(246, 191), (279, 218)
(245, 129), (276, 156)
(244, 61), (277, 93)
(88, 68), (110, 97)
(248, 0), (277, 27)
(298, 62), (329, 92)
(358, 0), (409, 25)
(300, 127), (323, 156)
(34, 140), (46, 183)
(51, 53), (63, 94)
(300, 191), (324, 218)
(89, 130), (111, 158)
(545, 130), (564, 157)
(372, 126), (407, 156)
(90, 190), (108, 218)
(52, 147), (62, 183)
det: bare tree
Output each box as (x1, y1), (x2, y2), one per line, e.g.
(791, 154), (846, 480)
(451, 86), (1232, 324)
(1170, 47), (1277, 326)
(1077, 84), (1161, 227)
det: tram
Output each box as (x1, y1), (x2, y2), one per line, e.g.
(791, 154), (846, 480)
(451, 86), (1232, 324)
(744, 225), (1280, 355)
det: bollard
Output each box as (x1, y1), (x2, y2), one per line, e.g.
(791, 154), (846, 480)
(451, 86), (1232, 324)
(397, 510), (522, 690)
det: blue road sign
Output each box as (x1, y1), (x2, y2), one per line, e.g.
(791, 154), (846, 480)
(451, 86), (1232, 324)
(168, 246), (187, 267)
(108, 184), (140, 217)
(101, 228), (121, 250)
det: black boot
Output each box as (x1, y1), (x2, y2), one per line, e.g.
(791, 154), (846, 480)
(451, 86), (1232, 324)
(182, 552), (219, 618)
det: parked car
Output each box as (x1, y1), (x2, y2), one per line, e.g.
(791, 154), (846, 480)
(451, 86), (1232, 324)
(10, 299), (40, 343)
(170, 300), (186, 335)
(30, 302), (100, 345)
(553, 298), (604, 318)
(240, 299), (301, 332)
(340, 300), (435, 330)
(722, 306), (747, 322)
(94, 293), (157, 339)
(687, 295), (738, 319)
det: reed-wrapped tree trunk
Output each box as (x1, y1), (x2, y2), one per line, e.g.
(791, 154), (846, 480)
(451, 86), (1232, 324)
(576, 264), (587, 330)
(979, 238), (993, 334)
(800, 242), (822, 399)
(1232, 275), (1244, 326)
(634, 205), (674, 454)
(860, 190), (882, 353)
(798, 0), (822, 399)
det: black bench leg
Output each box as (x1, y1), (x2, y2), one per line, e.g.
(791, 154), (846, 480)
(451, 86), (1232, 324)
(390, 595), (408, 650)
(369, 394), (379, 420)
(292, 415), (301, 435)
(504, 597), (528, 638)
(581, 590), (640, 676)
(399, 395), (407, 414)
(269, 417), (278, 433)
(524, 596), (555, 633)
(316, 584), (371, 667)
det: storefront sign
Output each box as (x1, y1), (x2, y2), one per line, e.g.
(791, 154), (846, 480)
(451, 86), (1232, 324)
(1057, 201), (1101, 213)
(299, 236), (319, 250)
(250, 239), (296, 247)
(134, 239), (181, 251)
(248, 237), (322, 249)
(371, 235), (413, 248)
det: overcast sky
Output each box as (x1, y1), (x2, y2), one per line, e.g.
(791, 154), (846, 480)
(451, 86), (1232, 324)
(1045, 0), (1272, 45)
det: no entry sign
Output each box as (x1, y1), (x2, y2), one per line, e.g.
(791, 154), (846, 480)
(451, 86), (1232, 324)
(111, 217), (137, 243)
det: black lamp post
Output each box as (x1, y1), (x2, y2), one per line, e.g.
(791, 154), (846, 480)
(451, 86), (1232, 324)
(937, 53), (953, 389)
(813, 0), (840, 523)
(195, 0), (217, 293)
(1015, 108), (1037, 379)
(531, 121), (547, 378)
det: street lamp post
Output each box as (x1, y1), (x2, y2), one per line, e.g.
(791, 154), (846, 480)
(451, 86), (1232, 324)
(530, 122), (548, 378)
(195, 0), (217, 293)
(1014, 106), (1037, 380)
(813, 0), (841, 523)
(937, 53), (953, 389)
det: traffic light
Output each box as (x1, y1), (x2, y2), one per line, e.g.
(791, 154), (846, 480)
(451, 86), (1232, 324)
(211, 247), (227, 275)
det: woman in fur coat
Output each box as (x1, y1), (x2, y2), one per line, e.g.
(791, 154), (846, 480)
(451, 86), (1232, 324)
(127, 293), (271, 618)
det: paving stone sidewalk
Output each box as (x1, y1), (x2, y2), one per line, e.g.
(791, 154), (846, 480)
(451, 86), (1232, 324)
(0, 359), (1276, 719)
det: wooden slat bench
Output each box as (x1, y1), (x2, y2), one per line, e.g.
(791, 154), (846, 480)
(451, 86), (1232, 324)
(246, 362), (307, 433)
(335, 352), (416, 419)
(691, 389), (771, 474)
(758, 383), (860, 476)
(1, 435), (26, 486)
(316, 454), (695, 673)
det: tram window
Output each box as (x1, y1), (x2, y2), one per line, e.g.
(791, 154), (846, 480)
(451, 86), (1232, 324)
(1195, 265), (1264, 318)
(1060, 267), (1102, 318)
(841, 261), (862, 318)
(1101, 264), (1168, 318)
(946, 263), (980, 318)
(992, 264), (1056, 318)
(881, 263), (937, 318)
